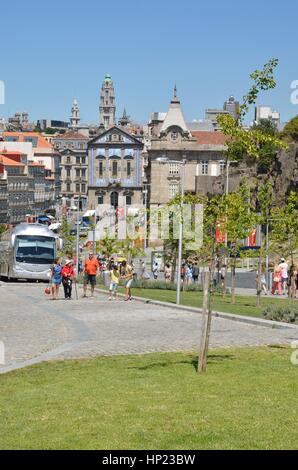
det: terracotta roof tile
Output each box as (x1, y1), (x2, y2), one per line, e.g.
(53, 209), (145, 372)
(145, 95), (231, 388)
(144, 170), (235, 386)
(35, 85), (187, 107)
(0, 156), (25, 166)
(3, 132), (53, 149)
(192, 131), (228, 145)
(55, 131), (88, 140)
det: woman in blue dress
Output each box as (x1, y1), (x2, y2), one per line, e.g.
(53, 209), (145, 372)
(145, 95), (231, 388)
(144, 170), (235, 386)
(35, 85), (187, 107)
(50, 258), (62, 300)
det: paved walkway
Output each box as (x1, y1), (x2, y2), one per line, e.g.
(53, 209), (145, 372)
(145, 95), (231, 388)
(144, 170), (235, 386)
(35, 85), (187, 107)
(0, 282), (297, 374)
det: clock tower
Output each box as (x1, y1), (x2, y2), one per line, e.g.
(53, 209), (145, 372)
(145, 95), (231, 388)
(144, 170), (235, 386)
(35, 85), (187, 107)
(99, 74), (116, 129)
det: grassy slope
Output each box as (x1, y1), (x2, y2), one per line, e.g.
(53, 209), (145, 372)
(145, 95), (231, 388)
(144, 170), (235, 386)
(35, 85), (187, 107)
(102, 285), (288, 318)
(0, 347), (297, 450)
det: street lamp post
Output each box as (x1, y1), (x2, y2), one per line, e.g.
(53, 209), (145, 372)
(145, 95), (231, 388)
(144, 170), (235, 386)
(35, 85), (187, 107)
(143, 183), (150, 250)
(156, 157), (186, 305)
(76, 161), (82, 276)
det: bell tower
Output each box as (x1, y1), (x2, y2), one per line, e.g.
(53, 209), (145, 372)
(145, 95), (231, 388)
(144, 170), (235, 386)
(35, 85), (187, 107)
(99, 74), (116, 129)
(70, 98), (80, 128)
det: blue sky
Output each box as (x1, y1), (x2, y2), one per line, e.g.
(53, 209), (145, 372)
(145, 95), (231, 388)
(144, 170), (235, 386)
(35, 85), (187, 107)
(0, 0), (298, 125)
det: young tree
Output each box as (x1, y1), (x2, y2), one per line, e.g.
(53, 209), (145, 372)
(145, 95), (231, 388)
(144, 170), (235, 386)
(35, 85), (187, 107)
(270, 192), (298, 266)
(59, 217), (75, 258)
(218, 58), (286, 166)
(221, 184), (257, 305)
(255, 181), (274, 306)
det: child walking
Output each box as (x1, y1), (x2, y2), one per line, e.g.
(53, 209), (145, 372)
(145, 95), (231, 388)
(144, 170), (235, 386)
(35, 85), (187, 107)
(109, 263), (120, 300)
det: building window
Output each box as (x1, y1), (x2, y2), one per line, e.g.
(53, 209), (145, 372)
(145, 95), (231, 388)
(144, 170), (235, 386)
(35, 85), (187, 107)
(99, 161), (104, 177)
(66, 169), (71, 177)
(126, 195), (132, 205)
(202, 161), (209, 175)
(81, 157), (86, 164)
(66, 156), (71, 163)
(112, 161), (118, 177)
(169, 163), (179, 175)
(98, 196), (104, 204)
(66, 183), (71, 192)
(76, 157), (80, 164)
(81, 184), (86, 193)
(127, 161), (131, 177)
(220, 160), (226, 174)
(82, 169), (86, 178)
(76, 184), (80, 193)
(169, 183), (179, 199)
(76, 169), (80, 178)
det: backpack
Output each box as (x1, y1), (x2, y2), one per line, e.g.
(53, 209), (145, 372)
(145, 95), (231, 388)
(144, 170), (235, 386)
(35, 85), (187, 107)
(193, 266), (199, 277)
(53, 264), (62, 278)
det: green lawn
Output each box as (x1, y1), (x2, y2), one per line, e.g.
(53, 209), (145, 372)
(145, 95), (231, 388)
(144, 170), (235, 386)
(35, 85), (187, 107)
(102, 285), (290, 318)
(0, 347), (297, 450)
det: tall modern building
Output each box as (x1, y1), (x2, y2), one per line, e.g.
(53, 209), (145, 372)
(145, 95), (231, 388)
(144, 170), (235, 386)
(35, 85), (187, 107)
(99, 74), (116, 129)
(223, 96), (240, 121)
(205, 95), (240, 130)
(255, 106), (280, 125)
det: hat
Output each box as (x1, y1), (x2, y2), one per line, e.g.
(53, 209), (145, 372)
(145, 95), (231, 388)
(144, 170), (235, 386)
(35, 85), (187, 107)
(65, 259), (73, 265)
(280, 258), (285, 262)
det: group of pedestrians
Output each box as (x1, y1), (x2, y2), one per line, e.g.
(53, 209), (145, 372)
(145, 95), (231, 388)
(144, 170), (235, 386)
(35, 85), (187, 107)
(49, 253), (134, 302)
(181, 262), (200, 284)
(108, 259), (134, 301)
(271, 258), (298, 298)
(50, 258), (76, 301)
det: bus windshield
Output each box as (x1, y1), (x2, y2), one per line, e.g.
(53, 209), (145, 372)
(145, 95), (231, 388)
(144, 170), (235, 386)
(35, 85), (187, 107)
(15, 235), (55, 265)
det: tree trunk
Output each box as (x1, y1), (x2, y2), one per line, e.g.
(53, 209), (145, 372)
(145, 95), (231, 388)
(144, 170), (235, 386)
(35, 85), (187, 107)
(231, 258), (236, 305)
(222, 262), (228, 299)
(198, 269), (212, 374)
(256, 251), (262, 307)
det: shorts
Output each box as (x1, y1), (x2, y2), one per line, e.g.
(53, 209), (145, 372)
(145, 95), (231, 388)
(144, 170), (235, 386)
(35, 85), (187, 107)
(109, 282), (119, 292)
(282, 277), (288, 284)
(52, 277), (62, 286)
(84, 274), (97, 286)
(125, 279), (133, 289)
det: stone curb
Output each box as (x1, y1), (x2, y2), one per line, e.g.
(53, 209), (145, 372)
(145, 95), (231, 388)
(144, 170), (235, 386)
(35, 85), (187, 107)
(95, 288), (298, 331)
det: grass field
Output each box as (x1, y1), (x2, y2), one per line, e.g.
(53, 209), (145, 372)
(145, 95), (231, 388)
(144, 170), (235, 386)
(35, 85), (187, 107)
(0, 347), (297, 450)
(100, 285), (290, 318)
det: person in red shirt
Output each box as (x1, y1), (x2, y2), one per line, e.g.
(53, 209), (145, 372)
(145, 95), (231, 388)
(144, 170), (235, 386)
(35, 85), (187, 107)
(83, 253), (100, 298)
(61, 260), (75, 300)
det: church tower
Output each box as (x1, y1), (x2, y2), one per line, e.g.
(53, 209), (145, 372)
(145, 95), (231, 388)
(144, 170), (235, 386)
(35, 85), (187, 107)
(99, 74), (116, 129)
(70, 98), (80, 129)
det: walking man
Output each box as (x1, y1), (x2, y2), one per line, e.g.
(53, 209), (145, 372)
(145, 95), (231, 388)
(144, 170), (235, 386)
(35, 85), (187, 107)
(83, 253), (100, 298)
(192, 262), (200, 284)
(279, 258), (289, 295)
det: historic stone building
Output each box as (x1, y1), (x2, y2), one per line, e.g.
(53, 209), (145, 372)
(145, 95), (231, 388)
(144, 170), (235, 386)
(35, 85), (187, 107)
(145, 87), (227, 206)
(53, 131), (89, 208)
(88, 126), (144, 210)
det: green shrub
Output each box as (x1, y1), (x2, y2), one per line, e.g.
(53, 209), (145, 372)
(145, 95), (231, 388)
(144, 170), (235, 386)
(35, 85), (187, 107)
(262, 304), (298, 323)
(132, 279), (203, 292)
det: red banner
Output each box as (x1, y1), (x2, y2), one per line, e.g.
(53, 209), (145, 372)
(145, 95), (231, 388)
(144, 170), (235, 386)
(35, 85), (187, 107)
(248, 229), (257, 247)
(215, 219), (226, 244)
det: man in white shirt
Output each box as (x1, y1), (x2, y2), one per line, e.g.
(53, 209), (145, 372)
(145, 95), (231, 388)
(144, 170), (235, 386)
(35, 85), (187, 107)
(279, 258), (289, 295)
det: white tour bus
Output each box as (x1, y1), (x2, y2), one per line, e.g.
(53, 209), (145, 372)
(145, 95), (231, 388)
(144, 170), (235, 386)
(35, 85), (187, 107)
(0, 223), (62, 282)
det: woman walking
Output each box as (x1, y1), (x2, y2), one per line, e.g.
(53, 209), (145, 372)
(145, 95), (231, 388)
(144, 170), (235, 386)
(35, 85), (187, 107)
(62, 260), (75, 300)
(164, 263), (172, 282)
(271, 265), (282, 296)
(50, 258), (62, 300)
